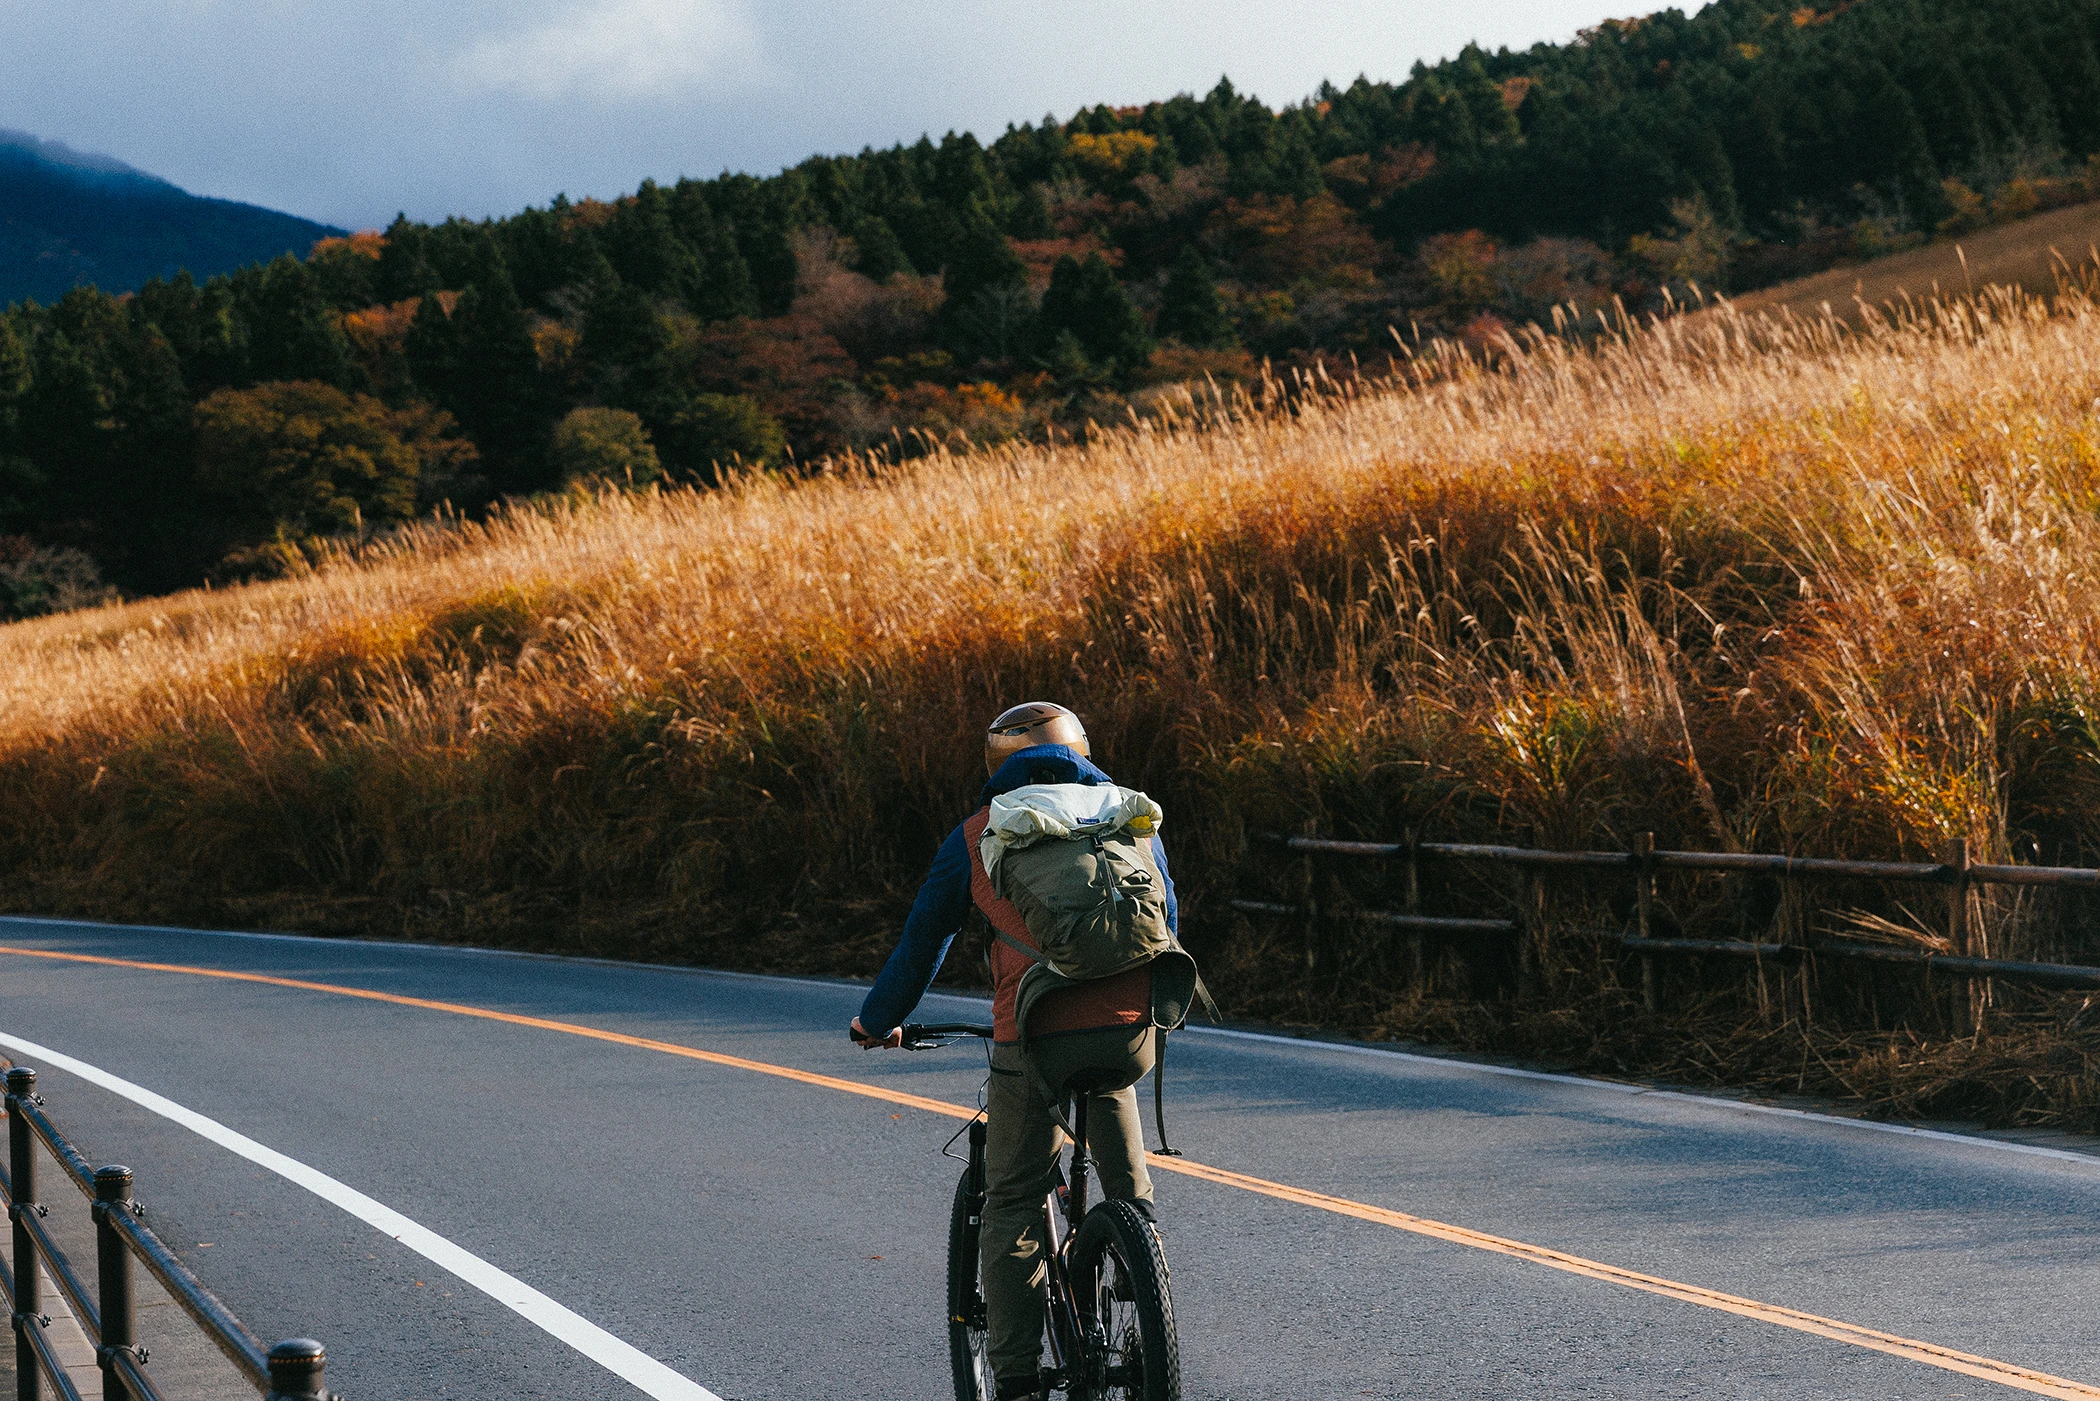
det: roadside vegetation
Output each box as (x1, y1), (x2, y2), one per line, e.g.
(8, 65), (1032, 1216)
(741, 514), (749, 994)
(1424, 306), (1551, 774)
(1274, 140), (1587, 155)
(12, 269), (2100, 1126)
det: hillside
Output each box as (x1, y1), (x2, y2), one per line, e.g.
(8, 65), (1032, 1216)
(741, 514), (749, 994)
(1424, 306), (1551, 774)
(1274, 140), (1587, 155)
(7, 279), (2100, 1124)
(0, 130), (340, 306)
(1728, 198), (2100, 320)
(6, 0), (2100, 611)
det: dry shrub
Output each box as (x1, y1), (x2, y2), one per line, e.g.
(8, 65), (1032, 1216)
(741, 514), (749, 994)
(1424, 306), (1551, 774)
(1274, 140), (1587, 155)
(14, 277), (2100, 1122)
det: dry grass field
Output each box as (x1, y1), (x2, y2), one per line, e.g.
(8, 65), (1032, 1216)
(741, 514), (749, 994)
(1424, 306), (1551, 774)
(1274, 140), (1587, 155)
(1730, 200), (2100, 323)
(13, 273), (2100, 1124)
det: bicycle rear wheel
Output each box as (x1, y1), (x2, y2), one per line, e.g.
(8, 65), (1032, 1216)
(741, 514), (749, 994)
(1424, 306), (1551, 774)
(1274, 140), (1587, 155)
(1071, 1201), (1180, 1401)
(947, 1167), (996, 1401)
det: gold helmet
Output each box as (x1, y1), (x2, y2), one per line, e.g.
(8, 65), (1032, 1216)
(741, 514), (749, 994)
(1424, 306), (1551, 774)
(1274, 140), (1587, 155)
(985, 701), (1089, 776)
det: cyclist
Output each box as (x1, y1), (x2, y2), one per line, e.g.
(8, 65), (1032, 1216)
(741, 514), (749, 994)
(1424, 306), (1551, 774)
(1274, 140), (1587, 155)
(852, 701), (1174, 1401)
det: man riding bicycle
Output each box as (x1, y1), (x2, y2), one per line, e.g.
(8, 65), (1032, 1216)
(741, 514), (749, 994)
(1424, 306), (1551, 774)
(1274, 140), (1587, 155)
(852, 702), (1174, 1401)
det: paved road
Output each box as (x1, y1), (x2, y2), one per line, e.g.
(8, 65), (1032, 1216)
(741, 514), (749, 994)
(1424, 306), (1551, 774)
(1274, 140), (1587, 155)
(2, 916), (2099, 1401)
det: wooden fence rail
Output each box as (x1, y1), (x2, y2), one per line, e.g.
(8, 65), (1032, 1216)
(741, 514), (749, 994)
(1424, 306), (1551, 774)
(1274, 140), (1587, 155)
(1231, 831), (2100, 1020)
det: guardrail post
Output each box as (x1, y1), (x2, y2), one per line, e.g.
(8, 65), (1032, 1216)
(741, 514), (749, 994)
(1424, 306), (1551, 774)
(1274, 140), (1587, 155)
(7, 1067), (39, 1401)
(1634, 833), (1656, 1013)
(1945, 837), (1978, 1035)
(94, 1165), (136, 1401)
(266, 1337), (329, 1400)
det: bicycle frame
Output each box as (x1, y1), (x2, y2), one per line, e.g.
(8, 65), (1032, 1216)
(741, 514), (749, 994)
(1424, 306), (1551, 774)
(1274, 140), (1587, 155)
(910, 1021), (1134, 1398)
(958, 1076), (1101, 1393)
(1039, 1095), (1100, 1389)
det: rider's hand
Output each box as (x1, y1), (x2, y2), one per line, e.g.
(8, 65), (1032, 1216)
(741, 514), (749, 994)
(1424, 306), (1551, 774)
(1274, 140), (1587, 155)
(850, 1016), (903, 1049)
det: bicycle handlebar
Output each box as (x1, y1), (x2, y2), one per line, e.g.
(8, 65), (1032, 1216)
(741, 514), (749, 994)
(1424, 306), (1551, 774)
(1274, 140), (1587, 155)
(849, 1021), (994, 1049)
(900, 1022), (995, 1049)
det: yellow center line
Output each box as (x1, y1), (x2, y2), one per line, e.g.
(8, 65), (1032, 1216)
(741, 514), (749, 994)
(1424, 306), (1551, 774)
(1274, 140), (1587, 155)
(5, 943), (2096, 1399)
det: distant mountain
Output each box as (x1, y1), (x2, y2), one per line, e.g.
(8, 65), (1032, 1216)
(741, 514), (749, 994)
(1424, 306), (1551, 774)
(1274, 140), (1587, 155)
(0, 131), (343, 306)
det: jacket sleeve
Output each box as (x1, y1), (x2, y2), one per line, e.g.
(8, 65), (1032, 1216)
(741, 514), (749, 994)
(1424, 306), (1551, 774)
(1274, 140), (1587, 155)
(858, 821), (976, 1036)
(1151, 834), (1179, 936)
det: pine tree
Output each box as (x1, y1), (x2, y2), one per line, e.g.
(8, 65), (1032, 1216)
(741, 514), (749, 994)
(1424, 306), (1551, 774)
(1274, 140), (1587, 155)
(1007, 184), (1055, 240)
(606, 180), (696, 296)
(0, 313), (43, 533)
(681, 203), (760, 322)
(1156, 246), (1234, 348)
(106, 325), (204, 590)
(375, 215), (440, 304)
(1038, 253), (1154, 376)
(851, 216), (911, 281)
(0, 312), (31, 439)
(403, 292), (460, 408)
(133, 274), (246, 395)
(944, 219), (1027, 302)
(940, 218), (1033, 358)
(235, 257), (360, 390)
(446, 270), (546, 494)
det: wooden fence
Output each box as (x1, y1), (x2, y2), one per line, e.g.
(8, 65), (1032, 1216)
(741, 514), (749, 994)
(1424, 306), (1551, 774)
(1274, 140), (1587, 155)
(1232, 832), (2100, 1029)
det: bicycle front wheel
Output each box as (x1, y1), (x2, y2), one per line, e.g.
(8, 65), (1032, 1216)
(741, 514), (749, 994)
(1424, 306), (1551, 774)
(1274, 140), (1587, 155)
(1072, 1200), (1180, 1401)
(947, 1167), (996, 1401)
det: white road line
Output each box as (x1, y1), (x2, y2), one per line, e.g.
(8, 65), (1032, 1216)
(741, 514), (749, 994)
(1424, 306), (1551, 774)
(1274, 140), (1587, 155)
(9, 914), (2100, 1170)
(0, 1031), (722, 1401)
(1175, 1023), (2100, 1169)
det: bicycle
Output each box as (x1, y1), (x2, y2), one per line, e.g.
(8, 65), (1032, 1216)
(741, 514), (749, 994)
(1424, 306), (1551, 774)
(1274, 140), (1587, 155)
(894, 1022), (1181, 1401)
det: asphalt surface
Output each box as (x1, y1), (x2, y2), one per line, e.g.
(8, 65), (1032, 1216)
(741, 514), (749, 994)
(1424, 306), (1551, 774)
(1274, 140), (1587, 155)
(1, 915), (2098, 1401)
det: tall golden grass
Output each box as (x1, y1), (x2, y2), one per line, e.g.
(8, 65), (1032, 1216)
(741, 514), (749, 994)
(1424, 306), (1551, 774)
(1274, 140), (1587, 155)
(12, 278), (2100, 1120)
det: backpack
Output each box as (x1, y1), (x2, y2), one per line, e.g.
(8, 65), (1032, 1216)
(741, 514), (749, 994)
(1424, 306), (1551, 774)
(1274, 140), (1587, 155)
(979, 781), (1212, 1150)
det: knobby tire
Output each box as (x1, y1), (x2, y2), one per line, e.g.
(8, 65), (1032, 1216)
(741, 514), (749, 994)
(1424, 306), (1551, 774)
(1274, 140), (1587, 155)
(1072, 1200), (1180, 1401)
(948, 1167), (997, 1401)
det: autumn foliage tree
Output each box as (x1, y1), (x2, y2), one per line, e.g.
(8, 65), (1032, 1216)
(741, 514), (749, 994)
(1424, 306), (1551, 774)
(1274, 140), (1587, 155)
(193, 381), (478, 547)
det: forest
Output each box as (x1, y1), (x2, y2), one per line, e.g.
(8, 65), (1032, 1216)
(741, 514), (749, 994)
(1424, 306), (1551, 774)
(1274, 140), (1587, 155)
(4, 0), (2099, 614)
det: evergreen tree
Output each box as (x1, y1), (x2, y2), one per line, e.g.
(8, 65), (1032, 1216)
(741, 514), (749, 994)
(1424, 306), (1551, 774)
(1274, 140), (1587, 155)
(236, 256), (359, 390)
(582, 281), (684, 436)
(132, 274), (246, 395)
(671, 192), (760, 322)
(1038, 253), (1153, 376)
(103, 324), (203, 590)
(1274, 126), (1326, 200)
(851, 216), (911, 281)
(0, 312), (30, 440)
(440, 270), (547, 494)
(1156, 246), (1234, 348)
(940, 218), (1033, 359)
(374, 214), (440, 304)
(605, 180), (694, 295)
(0, 313), (39, 533)
(403, 292), (461, 407)
(1009, 184), (1055, 240)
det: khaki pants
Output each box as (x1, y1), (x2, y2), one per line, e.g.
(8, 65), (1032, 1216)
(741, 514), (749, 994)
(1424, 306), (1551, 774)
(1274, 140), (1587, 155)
(980, 1024), (1157, 1388)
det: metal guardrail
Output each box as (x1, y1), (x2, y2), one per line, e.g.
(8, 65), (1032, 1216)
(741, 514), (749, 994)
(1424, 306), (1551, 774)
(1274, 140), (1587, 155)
(3, 1065), (333, 1401)
(1233, 830), (2100, 1014)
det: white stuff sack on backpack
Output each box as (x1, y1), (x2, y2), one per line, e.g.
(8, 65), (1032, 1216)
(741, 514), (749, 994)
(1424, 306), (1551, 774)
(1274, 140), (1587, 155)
(978, 782), (1164, 886)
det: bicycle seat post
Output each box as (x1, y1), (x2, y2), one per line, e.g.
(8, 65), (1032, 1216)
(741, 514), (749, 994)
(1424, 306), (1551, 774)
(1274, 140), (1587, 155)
(1066, 1094), (1090, 1229)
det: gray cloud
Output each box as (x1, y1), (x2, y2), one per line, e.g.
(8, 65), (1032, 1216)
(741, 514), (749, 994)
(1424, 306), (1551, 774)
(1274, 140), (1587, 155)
(0, 1), (1705, 229)
(454, 0), (769, 101)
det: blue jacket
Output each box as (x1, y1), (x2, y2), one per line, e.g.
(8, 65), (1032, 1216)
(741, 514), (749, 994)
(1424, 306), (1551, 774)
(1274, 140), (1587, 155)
(857, 745), (1178, 1037)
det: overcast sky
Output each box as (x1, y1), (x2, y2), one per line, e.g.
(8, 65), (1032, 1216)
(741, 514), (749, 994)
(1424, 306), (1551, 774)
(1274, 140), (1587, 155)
(1, 1), (1707, 231)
